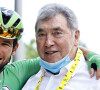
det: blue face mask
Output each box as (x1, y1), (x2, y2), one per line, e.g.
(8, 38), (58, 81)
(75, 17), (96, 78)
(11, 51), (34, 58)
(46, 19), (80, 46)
(40, 55), (71, 73)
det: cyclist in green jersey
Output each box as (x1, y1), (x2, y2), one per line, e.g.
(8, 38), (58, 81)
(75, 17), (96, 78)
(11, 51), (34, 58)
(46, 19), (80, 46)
(0, 7), (100, 90)
(0, 7), (40, 90)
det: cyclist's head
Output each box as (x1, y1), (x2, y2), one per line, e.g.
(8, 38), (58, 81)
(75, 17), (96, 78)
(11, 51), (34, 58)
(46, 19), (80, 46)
(0, 7), (24, 71)
(0, 7), (24, 48)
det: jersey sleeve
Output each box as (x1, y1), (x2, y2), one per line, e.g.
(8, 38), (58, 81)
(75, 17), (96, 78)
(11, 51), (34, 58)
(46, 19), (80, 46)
(6, 57), (41, 89)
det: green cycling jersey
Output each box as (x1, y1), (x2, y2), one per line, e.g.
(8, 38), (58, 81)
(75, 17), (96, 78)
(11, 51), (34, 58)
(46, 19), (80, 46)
(0, 57), (41, 90)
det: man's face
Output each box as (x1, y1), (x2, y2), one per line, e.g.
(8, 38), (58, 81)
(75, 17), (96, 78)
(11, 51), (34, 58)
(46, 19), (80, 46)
(36, 14), (79, 63)
(0, 37), (17, 69)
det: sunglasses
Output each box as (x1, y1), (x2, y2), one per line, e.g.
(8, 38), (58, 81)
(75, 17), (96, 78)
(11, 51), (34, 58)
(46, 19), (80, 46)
(0, 24), (23, 39)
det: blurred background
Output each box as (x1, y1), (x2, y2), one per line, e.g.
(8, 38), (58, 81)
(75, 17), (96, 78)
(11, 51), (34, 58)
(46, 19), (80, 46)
(0, 0), (100, 61)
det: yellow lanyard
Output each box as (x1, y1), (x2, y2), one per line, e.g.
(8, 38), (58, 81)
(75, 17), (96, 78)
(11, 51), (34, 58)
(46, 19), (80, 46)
(35, 48), (83, 90)
(35, 75), (43, 90)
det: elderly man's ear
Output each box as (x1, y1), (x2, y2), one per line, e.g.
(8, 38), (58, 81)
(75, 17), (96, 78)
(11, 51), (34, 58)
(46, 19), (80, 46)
(11, 43), (19, 56)
(74, 30), (80, 46)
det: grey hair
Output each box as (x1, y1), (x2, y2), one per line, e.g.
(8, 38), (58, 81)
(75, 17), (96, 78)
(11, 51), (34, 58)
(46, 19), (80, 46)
(35, 3), (78, 35)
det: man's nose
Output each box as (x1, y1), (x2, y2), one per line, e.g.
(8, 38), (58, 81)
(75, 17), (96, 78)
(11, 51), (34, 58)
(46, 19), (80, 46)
(45, 35), (55, 47)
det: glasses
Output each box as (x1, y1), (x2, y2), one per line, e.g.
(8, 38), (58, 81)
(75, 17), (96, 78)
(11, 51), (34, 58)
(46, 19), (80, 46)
(0, 24), (23, 39)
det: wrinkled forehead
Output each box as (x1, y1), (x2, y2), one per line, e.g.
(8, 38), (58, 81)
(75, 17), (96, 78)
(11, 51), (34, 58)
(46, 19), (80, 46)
(35, 14), (67, 30)
(36, 14), (68, 31)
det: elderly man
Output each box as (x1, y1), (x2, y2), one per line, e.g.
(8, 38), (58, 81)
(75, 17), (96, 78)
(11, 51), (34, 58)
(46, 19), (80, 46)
(22, 3), (100, 90)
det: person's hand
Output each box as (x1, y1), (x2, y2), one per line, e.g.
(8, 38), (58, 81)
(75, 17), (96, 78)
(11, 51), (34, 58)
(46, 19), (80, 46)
(87, 52), (100, 80)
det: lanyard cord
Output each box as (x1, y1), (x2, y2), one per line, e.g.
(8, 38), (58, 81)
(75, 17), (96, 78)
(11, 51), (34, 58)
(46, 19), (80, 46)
(35, 48), (83, 90)
(35, 75), (43, 90)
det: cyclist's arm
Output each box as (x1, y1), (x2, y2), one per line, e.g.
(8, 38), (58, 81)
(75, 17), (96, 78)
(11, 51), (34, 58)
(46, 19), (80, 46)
(10, 57), (41, 89)
(79, 46), (100, 79)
